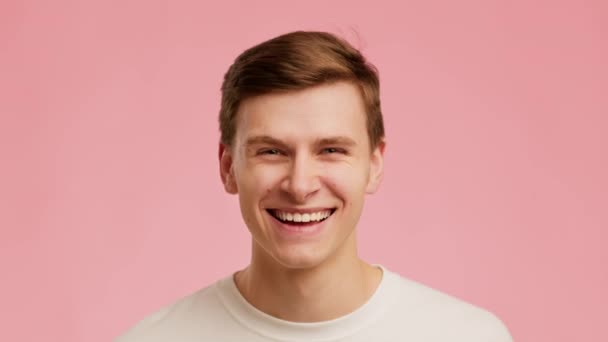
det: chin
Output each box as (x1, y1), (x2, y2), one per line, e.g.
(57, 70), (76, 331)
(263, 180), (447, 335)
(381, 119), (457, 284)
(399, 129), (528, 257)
(269, 246), (330, 270)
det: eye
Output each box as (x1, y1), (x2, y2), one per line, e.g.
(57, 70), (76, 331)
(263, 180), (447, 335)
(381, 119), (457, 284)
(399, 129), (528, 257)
(321, 147), (346, 154)
(258, 148), (283, 156)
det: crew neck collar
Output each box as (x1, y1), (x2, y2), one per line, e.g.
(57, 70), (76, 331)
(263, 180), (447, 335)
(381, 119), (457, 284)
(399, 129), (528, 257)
(214, 264), (396, 342)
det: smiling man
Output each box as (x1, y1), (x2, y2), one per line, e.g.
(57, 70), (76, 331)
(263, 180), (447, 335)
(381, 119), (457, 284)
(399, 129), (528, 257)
(116, 31), (513, 341)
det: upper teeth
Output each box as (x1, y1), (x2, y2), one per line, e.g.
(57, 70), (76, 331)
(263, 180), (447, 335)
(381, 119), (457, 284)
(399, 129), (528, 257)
(273, 210), (332, 223)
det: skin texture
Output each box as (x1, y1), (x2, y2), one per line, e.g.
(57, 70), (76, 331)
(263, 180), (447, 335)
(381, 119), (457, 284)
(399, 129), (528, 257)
(219, 81), (385, 322)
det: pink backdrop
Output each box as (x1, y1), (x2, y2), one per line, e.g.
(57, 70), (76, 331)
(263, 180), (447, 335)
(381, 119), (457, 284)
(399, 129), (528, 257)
(1, 1), (606, 341)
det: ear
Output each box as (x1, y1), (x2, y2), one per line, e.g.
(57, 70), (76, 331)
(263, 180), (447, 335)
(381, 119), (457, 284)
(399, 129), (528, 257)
(219, 143), (238, 194)
(366, 140), (385, 194)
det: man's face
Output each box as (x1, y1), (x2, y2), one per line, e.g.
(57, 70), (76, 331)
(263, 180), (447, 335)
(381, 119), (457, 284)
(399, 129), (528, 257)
(220, 81), (384, 269)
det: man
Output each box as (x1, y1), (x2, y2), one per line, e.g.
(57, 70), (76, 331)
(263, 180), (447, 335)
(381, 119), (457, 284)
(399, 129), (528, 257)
(116, 31), (513, 341)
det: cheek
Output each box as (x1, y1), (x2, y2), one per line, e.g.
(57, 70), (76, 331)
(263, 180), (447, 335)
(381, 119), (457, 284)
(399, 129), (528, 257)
(322, 163), (369, 199)
(239, 164), (285, 194)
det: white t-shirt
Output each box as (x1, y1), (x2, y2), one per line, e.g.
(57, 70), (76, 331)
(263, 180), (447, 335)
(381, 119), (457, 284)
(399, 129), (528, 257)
(116, 265), (513, 341)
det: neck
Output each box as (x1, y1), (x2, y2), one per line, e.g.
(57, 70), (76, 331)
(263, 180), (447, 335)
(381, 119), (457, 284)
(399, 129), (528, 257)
(234, 235), (382, 322)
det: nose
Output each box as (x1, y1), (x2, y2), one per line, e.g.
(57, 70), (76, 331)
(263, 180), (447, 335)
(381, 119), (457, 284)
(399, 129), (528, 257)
(280, 154), (320, 203)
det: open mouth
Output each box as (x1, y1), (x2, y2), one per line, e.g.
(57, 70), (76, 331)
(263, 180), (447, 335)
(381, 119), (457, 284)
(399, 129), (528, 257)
(266, 208), (336, 226)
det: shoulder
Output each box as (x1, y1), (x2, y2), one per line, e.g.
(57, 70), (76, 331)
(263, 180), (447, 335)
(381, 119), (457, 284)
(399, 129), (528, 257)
(383, 269), (513, 341)
(114, 281), (224, 342)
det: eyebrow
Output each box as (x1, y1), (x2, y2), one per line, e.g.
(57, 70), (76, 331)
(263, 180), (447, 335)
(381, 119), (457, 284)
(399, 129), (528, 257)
(244, 135), (289, 149)
(244, 135), (358, 148)
(315, 137), (357, 147)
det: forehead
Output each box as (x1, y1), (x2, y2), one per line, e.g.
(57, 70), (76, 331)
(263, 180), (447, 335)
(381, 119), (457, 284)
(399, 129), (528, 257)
(234, 82), (368, 144)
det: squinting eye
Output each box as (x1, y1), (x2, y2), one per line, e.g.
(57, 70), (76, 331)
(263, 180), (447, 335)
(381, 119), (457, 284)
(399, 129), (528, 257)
(259, 148), (282, 155)
(321, 147), (345, 154)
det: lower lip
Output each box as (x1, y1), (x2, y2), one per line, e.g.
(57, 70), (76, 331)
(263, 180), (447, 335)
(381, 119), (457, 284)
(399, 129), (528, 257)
(268, 212), (331, 239)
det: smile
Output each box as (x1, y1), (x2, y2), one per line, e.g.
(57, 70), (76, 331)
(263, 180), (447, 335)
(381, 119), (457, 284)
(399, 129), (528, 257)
(266, 209), (336, 224)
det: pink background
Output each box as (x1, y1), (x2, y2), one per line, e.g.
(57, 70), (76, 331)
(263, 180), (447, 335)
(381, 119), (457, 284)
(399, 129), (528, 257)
(1, 1), (606, 341)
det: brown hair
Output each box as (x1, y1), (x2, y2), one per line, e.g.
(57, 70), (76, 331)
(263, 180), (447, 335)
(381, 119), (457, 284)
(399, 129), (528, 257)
(219, 31), (384, 150)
